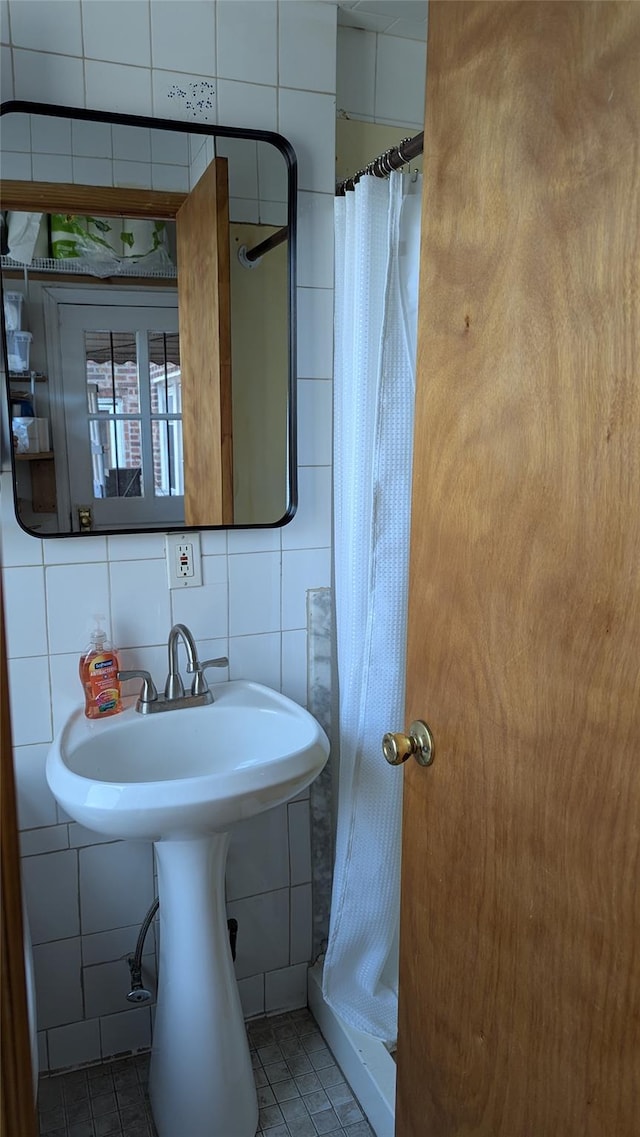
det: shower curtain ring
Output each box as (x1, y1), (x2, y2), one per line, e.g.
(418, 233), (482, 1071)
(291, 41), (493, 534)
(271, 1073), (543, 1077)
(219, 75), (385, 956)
(397, 138), (410, 164)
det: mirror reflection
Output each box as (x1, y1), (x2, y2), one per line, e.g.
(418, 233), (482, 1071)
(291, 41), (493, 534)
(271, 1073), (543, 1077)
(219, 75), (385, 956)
(0, 104), (296, 535)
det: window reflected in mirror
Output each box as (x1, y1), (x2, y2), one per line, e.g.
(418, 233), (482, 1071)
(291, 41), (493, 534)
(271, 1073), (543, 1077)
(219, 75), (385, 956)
(82, 327), (183, 510)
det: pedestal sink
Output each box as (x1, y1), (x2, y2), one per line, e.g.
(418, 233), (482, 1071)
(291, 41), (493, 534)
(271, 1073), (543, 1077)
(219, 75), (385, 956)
(46, 680), (330, 1137)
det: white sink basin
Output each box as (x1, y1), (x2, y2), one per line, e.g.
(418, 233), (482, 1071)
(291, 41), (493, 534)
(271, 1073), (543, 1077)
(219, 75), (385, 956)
(45, 678), (330, 1137)
(46, 679), (329, 841)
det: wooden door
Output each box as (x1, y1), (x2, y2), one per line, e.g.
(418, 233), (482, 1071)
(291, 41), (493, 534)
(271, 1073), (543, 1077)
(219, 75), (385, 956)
(1, 584), (37, 1137)
(396, 4), (640, 1135)
(177, 157), (234, 526)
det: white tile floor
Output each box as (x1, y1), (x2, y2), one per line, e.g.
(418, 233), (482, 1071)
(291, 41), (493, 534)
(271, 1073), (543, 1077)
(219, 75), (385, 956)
(37, 1009), (375, 1137)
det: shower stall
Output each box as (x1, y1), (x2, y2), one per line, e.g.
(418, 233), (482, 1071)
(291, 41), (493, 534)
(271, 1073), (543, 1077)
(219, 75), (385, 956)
(308, 134), (424, 1137)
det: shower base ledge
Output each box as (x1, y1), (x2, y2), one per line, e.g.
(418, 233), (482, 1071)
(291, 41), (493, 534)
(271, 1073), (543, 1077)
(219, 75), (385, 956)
(307, 962), (395, 1137)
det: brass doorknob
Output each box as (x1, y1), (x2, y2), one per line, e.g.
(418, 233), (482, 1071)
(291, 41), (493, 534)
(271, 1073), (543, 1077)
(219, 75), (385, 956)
(382, 720), (434, 767)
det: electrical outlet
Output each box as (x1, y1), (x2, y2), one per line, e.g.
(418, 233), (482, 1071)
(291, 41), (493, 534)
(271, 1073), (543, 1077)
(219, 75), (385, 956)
(165, 533), (202, 589)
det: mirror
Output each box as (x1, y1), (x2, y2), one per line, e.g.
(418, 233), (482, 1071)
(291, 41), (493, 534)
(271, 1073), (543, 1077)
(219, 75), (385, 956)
(0, 101), (297, 536)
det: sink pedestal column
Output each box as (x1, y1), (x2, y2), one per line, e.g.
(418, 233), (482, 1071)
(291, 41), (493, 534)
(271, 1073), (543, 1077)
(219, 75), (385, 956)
(149, 833), (258, 1137)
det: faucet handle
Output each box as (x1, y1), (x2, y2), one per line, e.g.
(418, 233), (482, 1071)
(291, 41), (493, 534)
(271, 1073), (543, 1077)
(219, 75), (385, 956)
(118, 670), (158, 705)
(190, 657), (229, 696)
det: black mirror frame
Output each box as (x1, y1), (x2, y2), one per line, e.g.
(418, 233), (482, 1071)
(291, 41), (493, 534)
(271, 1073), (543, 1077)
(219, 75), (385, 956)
(0, 99), (298, 537)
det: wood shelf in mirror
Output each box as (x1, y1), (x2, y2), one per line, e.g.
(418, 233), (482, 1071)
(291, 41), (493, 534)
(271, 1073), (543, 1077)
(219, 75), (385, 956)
(0, 180), (187, 218)
(14, 451), (53, 461)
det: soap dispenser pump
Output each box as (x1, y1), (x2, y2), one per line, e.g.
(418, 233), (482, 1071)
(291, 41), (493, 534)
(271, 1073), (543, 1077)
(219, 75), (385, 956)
(79, 615), (123, 719)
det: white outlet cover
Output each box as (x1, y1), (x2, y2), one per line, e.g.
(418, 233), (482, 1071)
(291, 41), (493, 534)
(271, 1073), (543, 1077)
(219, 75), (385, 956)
(165, 532), (202, 588)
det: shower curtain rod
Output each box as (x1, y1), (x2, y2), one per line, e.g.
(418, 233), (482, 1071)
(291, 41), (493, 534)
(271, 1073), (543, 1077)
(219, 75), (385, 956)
(336, 129), (424, 196)
(242, 225), (288, 264)
(240, 128), (424, 264)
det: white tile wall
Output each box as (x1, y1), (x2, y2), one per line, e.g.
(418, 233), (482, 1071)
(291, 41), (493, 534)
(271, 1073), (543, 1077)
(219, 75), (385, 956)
(336, 26), (377, 120)
(169, 554), (228, 639)
(100, 1006), (151, 1057)
(33, 152), (72, 182)
(107, 532), (166, 561)
(37, 1030), (49, 1074)
(228, 551), (281, 637)
(150, 127), (190, 167)
(112, 123), (151, 162)
(297, 380), (333, 466)
(20, 823), (69, 857)
(279, 88), (336, 193)
(288, 800), (312, 886)
(109, 559), (171, 649)
(281, 466), (332, 551)
(290, 883), (313, 965)
(0, 109), (30, 151)
(13, 743), (58, 830)
(0, 44), (12, 101)
(279, 1), (337, 94)
(375, 33), (427, 127)
(30, 115), (72, 155)
(13, 48), (84, 106)
(282, 548), (331, 630)
(68, 822), (123, 849)
(0, 0), (10, 45)
(43, 536), (108, 564)
(216, 78), (278, 133)
(48, 1019), (102, 1070)
(22, 848), (79, 943)
(85, 59), (153, 116)
(3, 0), (337, 1070)
(216, 0), (277, 88)
(9, 0), (82, 56)
(228, 631), (281, 690)
(297, 191), (335, 290)
(337, 22), (426, 128)
(82, 0), (151, 69)
(237, 973), (265, 1019)
(2, 565), (48, 656)
(46, 563), (110, 654)
(84, 956), (153, 1019)
(0, 147), (30, 178)
(227, 887), (290, 980)
(49, 651), (85, 738)
(79, 841), (155, 935)
(264, 962), (308, 1014)
(150, 0), (216, 76)
(7, 655), (52, 745)
(82, 924), (151, 967)
(281, 629), (308, 708)
(297, 288), (335, 378)
(72, 155), (114, 186)
(151, 161), (189, 192)
(33, 938), (83, 1030)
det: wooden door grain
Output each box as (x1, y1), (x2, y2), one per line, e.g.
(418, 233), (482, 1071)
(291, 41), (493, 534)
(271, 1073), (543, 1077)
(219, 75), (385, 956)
(396, 3), (640, 1135)
(177, 157), (234, 527)
(1, 584), (37, 1137)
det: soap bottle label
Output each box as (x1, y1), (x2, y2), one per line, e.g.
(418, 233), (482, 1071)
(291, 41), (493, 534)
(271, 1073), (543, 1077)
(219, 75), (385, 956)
(85, 652), (122, 716)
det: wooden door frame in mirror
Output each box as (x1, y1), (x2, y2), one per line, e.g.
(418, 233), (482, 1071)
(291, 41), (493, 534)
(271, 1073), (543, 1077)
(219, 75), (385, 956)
(0, 99), (298, 535)
(1, 167), (235, 526)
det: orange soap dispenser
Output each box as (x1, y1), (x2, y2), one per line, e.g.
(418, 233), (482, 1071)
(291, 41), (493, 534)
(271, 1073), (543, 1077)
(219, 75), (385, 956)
(79, 616), (123, 719)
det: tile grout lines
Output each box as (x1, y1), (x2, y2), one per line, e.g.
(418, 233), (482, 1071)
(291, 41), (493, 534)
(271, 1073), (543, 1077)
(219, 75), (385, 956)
(38, 1009), (374, 1137)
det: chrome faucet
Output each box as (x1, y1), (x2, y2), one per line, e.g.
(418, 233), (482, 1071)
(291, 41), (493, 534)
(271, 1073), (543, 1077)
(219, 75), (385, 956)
(119, 623), (228, 715)
(165, 623), (199, 700)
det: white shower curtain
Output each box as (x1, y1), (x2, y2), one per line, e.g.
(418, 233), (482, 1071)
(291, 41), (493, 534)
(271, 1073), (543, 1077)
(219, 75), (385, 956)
(323, 171), (422, 1044)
